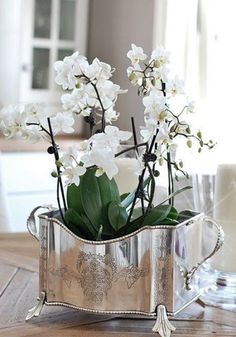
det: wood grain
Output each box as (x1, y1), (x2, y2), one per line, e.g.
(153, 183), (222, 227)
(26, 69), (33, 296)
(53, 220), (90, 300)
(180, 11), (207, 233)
(0, 249), (38, 272)
(0, 233), (235, 337)
(0, 263), (17, 296)
(0, 233), (38, 258)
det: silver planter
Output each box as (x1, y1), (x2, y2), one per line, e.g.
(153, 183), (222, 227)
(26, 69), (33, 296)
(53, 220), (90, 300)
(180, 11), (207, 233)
(26, 206), (224, 337)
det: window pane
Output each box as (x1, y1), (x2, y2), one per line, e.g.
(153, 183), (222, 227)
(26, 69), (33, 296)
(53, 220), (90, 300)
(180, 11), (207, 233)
(58, 48), (74, 60)
(32, 48), (50, 89)
(59, 0), (75, 40)
(34, 0), (52, 38)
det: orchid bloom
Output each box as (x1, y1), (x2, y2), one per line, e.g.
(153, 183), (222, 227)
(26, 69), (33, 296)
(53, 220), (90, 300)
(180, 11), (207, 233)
(127, 44), (147, 66)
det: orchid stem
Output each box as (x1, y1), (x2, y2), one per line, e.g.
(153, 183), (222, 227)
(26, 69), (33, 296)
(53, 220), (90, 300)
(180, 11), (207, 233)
(47, 118), (67, 220)
(131, 117), (144, 214)
(115, 142), (148, 158)
(167, 151), (174, 206)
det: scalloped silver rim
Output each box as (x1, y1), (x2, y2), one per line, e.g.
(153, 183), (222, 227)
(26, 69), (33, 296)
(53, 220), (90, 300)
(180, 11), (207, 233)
(38, 211), (203, 245)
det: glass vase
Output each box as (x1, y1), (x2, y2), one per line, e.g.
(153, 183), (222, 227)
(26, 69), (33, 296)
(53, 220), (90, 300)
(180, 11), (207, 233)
(192, 169), (236, 311)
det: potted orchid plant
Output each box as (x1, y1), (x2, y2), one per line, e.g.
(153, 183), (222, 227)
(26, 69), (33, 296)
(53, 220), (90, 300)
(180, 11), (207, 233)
(0, 45), (223, 337)
(0, 44), (214, 241)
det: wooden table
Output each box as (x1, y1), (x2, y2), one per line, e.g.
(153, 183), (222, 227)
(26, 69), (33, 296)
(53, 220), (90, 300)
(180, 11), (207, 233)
(0, 233), (236, 337)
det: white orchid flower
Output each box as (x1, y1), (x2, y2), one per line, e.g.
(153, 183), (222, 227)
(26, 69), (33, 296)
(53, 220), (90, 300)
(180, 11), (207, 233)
(151, 46), (170, 67)
(83, 58), (113, 80)
(104, 107), (120, 124)
(85, 126), (132, 155)
(104, 125), (132, 142)
(54, 62), (77, 90)
(97, 80), (127, 106)
(155, 122), (171, 144)
(61, 88), (89, 114)
(166, 76), (185, 96)
(50, 112), (75, 134)
(94, 149), (118, 179)
(21, 125), (49, 143)
(151, 66), (169, 86)
(0, 105), (27, 138)
(81, 147), (118, 180)
(155, 123), (178, 159)
(142, 90), (167, 122)
(24, 104), (49, 125)
(0, 104), (53, 142)
(60, 146), (79, 167)
(127, 44), (147, 66)
(127, 64), (144, 86)
(80, 125), (131, 180)
(81, 107), (92, 117)
(63, 165), (86, 186)
(54, 52), (87, 90)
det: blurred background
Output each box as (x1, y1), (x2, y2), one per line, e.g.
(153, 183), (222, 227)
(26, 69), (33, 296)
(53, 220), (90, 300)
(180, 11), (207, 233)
(0, 0), (234, 231)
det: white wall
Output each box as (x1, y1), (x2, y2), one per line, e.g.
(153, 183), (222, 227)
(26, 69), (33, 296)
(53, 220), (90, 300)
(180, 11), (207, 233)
(88, 0), (155, 134)
(1, 152), (57, 232)
(0, 0), (22, 105)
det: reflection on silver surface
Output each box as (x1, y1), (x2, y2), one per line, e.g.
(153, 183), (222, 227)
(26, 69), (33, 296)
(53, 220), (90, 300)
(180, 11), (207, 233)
(34, 211), (223, 315)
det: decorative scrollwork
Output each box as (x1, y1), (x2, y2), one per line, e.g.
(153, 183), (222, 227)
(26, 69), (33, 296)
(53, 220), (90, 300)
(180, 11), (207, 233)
(50, 251), (148, 304)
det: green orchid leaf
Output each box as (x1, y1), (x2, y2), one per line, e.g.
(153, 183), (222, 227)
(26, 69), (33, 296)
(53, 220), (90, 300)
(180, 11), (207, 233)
(67, 181), (84, 215)
(166, 206), (179, 221)
(98, 172), (120, 206)
(96, 172), (120, 233)
(158, 217), (179, 225)
(143, 205), (173, 226)
(131, 207), (145, 220)
(108, 201), (128, 232)
(80, 168), (121, 234)
(125, 205), (179, 234)
(80, 168), (106, 230)
(124, 215), (144, 235)
(65, 208), (96, 240)
(80, 213), (98, 234)
(120, 193), (130, 202)
(178, 210), (199, 222)
(63, 217), (83, 238)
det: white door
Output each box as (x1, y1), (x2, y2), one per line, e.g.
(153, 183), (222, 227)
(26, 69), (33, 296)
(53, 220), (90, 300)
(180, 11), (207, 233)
(19, 0), (89, 105)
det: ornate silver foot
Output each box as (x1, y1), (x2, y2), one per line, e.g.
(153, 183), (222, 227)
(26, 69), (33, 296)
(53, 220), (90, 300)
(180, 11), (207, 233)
(152, 305), (176, 337)
(25, 291), (46, 321)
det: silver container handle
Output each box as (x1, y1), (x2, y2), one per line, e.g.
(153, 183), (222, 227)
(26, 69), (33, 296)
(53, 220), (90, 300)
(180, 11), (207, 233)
(26, 205), (55, 240)
(185, 216), (224, 290)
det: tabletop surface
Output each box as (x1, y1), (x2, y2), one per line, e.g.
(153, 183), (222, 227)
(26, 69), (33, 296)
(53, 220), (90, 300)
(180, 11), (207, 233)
(0, 233), (236, 337)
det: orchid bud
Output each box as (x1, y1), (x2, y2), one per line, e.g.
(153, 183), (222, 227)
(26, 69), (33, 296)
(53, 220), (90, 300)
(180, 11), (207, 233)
(187, 140), (192, 148)
(128, 72), (137, 83)
(197, 131), (202, 139)
(51, 171), (58, 178)
(55, 160), (63, 168)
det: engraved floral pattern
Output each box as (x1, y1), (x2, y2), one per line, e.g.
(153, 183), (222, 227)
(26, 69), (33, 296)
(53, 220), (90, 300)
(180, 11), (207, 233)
(50, 251), (148, 303)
